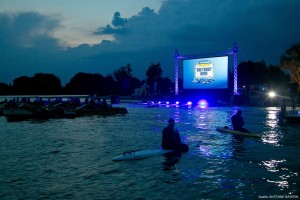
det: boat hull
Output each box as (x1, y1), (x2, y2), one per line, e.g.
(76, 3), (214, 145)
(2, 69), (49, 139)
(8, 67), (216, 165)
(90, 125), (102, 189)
(75, 107), (128, 116)
(284, 116), (300, 123)
(3, 108), (77, 121)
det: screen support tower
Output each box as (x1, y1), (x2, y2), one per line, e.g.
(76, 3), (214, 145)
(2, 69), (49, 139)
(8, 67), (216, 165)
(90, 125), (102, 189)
(174, 42), (239, 96)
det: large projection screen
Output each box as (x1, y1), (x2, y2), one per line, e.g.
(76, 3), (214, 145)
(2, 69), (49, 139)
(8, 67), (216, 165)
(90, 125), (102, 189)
(183, 56), (228, 89)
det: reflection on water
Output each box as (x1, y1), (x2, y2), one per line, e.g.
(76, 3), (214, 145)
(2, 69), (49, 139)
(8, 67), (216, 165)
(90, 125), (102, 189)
(260, 158), (298, 191)
(262, 107), (284, 146)
(267, 179), (289, 189)
(265, 107), (279, 128)
(261, 159), (286, 172)
(162, 152), (182, 171)
(231, 135), (245, 157)
(173, 107), (181, 123)
(262, 131), (283, 146)
(168, 106), (299, 196)
(1, 105), (299, 199)
(193, 108), (231, 131)
(161, 152), (183, 184)
(197, 135), (245, 160)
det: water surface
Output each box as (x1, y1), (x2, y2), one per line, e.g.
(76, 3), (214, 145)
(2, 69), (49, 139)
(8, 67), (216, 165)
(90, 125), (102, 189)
(0, 104), (299, 199)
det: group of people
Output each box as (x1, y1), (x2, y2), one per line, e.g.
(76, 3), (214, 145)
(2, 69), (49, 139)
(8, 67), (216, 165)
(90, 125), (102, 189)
(161, 109), (249, 152)
(84, 97), (109, 108)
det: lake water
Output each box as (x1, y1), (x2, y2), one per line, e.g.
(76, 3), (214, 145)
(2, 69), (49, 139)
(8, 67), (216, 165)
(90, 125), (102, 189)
(0, 103), (299, 199)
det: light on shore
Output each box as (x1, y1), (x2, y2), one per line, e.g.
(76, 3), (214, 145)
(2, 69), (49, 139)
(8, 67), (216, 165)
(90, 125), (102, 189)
(268, 91), (276, 98)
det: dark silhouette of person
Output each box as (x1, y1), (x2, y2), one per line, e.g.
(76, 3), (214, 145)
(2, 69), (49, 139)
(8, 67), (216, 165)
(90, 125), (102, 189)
(231, 110), (249, 133)
(291, 98), (296, 114)
(278, 98), (287, 124)
(102, 98), (108, 108)
(162, 118), (189, 152)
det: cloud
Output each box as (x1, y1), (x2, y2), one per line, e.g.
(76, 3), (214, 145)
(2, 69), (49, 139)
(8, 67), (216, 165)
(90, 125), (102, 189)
(112, 12), (128, 27)
(88, 0), (300, 82)
(0, 11), (62, 49)
(0, 11), (66, 84)
(93, 0), (300, 67)
(94, 24), (127, 35)
(94, 11), (128, 35)
(1, 0), (300, 86)
(94, 7), (160, 50)
(92, 0), (299, 55)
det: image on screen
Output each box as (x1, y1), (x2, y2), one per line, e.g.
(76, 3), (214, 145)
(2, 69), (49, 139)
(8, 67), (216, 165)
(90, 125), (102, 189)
(183, 56), (228, 89)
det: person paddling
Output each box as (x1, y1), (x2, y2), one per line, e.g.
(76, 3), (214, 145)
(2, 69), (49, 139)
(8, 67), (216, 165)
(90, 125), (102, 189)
(161, 118), (189, 152)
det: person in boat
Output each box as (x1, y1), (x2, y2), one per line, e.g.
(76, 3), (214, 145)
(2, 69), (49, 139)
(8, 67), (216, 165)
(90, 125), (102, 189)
(162, 118), (189, 152)
(231, 110), (249, 133)
(102, 98), (109, 108)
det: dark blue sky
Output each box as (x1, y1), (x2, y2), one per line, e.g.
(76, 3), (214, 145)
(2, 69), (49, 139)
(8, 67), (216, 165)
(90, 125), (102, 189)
(1, 0), (299, 85)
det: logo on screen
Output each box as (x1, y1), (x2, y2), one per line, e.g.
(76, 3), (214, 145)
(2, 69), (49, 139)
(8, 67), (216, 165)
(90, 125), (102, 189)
(192, 60), (215, 84)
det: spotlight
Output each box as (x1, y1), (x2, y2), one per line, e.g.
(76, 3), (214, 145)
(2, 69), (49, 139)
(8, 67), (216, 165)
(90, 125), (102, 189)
(187, 101), (192, 106)
(197, 99), (208, 109)
(268, 91), (276, 98)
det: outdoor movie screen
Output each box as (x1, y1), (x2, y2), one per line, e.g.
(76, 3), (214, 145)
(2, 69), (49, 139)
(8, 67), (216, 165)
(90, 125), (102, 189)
(183, 56), (228, 89)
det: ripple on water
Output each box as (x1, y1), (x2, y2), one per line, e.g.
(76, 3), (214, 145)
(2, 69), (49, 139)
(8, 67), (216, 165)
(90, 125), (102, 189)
(0, 105), (299, 199)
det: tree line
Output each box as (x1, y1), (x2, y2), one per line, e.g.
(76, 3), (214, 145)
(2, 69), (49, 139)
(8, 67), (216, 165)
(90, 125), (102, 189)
(0, 42), (299, 97)
(0, 63), (174, 97)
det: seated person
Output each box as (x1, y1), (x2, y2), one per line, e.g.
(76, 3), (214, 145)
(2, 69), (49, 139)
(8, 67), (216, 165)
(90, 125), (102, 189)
(231, 110), (249, 133)
(162, 118), (189, 152)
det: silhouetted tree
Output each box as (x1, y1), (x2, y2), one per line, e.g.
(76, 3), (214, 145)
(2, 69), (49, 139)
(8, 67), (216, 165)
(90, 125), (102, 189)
(32, 73), (62, 94)
(12, 73), (62, 94)
(146, 63), (163, 95)
(267, 65), (289, 91)
(13, 76), (33, 94)
(129, 76), (142, 95)
(65, 72), (116, 95)
(280, 42), (300, 89)
(238, 61), (268, 88)
(237, 61), (290, 98)
(113, 64), (132, 95)
(157, 77), (172, 96)
(113, 64), (142, 95)
(113, 64), (132, 81)
(103, 75), (116, 95)
(0, 82), (12, 95)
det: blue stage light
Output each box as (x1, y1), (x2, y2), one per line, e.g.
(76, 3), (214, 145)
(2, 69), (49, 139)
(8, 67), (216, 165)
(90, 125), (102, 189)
(198, 99), (208, 109)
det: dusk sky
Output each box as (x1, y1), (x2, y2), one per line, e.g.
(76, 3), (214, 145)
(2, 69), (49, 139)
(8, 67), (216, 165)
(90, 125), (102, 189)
(1, 0), (300, 85)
